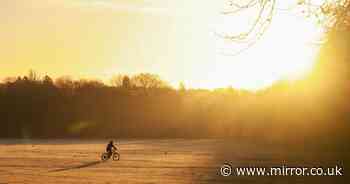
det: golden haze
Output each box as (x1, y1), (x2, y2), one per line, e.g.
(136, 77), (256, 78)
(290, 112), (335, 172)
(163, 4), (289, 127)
(1, 0), (323, 90)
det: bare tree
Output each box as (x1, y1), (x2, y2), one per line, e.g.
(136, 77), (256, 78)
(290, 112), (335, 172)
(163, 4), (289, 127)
(55, 76), (75, 95)
(55, 76), (74, 88)
(219, 0), (276, 41)
(28, 69), (40, 82)
(131, 73), (168, 89)
(319, 0), (350, 29)
(42, 75), (54, 86)
(122, 75), (132, 89)
(219, 0), (350, 54)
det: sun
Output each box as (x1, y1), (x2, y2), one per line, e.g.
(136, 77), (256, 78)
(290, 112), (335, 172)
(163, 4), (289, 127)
(183, 1), (322, 91)
(77, 1), (322, 91)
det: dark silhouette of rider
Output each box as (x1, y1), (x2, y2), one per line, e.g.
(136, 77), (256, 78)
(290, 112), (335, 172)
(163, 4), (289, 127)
(106, 140), (117, 156)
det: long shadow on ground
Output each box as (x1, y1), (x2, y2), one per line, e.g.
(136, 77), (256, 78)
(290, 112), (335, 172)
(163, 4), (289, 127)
(49, 161), (104, 172)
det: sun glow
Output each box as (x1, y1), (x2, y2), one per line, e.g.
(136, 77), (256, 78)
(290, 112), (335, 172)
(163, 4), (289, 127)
(179, 1), (323, 90)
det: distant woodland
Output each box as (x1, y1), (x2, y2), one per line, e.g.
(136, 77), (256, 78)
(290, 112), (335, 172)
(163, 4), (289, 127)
(1, 10), (350, 152)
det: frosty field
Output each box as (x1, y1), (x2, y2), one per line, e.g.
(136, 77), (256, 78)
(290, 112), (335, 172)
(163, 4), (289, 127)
(0, 139), (345, 184)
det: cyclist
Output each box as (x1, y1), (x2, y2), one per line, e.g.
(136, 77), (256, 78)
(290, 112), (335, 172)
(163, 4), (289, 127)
(106, 140), (117, 156)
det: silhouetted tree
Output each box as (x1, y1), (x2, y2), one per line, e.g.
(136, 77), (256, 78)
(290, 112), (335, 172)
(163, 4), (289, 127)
(122, 76), (131, 89)
(42, 75), (54, 86)
(28, 69), (40, 82)
(132, 73), (168, 89)
(220, 0), (350, 54)
(55, 76), (75, 95)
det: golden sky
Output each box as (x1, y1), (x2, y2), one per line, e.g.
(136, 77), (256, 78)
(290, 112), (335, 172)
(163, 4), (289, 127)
(1, 0), (322, 90)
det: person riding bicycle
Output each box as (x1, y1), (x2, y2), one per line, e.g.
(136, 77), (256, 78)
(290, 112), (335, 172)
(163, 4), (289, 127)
(106, 140), (117, 156)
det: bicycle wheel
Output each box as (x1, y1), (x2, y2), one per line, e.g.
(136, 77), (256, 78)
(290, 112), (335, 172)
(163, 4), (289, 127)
(101, 153), (109, 161)
(112, 152), (120, 161)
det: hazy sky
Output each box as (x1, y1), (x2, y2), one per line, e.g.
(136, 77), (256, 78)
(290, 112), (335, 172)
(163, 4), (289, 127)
(1, 0), (322, 90)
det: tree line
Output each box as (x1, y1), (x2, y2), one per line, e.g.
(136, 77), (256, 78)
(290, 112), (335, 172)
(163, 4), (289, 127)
(0, 61), (349, 150)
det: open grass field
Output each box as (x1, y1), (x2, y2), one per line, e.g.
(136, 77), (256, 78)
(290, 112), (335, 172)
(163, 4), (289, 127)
(0, 139), (346, 184)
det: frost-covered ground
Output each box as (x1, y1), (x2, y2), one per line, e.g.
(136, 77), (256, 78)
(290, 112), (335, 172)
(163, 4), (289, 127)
(0, 139), (345, 184)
